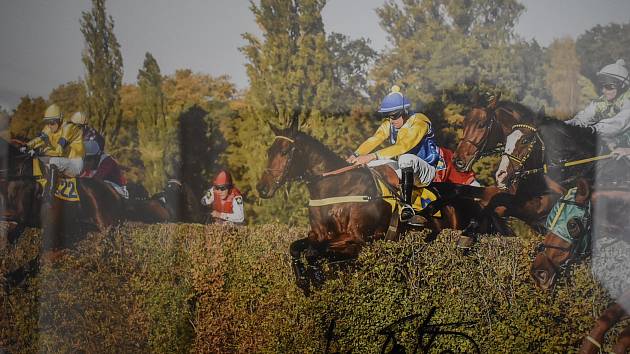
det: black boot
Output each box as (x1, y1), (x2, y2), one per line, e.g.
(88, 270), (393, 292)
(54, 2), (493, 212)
(291, 258), (309, 294)
(400, 167), (415, 222)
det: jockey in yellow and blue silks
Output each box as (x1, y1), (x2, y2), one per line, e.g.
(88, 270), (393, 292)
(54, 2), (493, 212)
(348, 85), (440, 222)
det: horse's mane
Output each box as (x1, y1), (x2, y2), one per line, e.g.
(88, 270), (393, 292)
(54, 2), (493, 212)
(497, 100), (536, 117)
(291, 131), (349, 167)
(537, 116), (598, 147)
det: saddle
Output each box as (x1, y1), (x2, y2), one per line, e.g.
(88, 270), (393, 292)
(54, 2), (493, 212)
(370, 165), (441, 217)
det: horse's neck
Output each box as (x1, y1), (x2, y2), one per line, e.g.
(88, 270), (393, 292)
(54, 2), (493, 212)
(496, 109), (523, 139)
(299, 140), (347, 176)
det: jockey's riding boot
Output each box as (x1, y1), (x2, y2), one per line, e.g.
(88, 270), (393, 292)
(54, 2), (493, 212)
(45, 165), (59, 200)
(400, 167), (415, 222)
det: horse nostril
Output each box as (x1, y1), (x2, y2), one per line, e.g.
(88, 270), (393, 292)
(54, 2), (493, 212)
(454, 159), (464, 169)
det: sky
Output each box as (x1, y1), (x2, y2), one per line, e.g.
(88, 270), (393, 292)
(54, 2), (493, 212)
(1, 0), (630, 110)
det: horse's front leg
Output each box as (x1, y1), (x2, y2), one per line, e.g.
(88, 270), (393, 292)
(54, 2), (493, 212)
(289, 237), (310, 295)
(579, 297), (630, 354)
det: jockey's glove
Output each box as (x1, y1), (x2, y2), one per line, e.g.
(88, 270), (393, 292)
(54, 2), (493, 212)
(27, 149), (36, 157)
(19, 146), (27, 154)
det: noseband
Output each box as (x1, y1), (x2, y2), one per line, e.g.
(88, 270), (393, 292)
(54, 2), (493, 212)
(503, 124), (545, 182)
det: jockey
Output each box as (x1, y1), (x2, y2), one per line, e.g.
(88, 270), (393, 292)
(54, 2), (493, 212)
(80, 140), (129, 199)
(21, 104), (84, 196)
(201, 170), (244, 224)
(69, 111), (106, 152)
(347, 85), (440, 222)
(566, 59), (630, 152)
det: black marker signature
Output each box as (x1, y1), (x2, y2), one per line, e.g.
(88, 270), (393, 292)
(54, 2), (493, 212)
(324, 307), (480, 354)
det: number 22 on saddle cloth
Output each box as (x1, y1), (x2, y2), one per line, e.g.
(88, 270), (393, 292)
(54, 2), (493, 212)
(33, 159), (80, 202)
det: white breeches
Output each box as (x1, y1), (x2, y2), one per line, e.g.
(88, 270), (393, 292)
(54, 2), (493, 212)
(49, 157), (84, 177)
(367, 154), (436, 187)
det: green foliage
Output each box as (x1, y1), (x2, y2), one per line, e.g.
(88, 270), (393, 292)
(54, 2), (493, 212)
(544, 38), (583, 117)
(80, 0), (124, 149)
(576, 22), (630, 84)
(9, 96), (47, 140)
(233, 0), (377, 224)
(1, 224), (618, 352)
(371, 0), (528, 104)
(48, 81), (87, 117)
(137, 52), (172, 193)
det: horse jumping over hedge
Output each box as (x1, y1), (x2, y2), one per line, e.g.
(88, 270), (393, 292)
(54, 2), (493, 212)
(257, 120), (509, 295)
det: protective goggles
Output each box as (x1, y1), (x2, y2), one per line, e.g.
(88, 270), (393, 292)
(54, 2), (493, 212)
(382, 110), (404, 120)
(214, 184), (231, 191)
(602, 83), (619, 90)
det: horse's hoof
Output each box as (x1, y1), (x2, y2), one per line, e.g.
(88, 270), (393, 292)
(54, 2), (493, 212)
(406, 215), (427, 227)
(456, 235), (475, 250)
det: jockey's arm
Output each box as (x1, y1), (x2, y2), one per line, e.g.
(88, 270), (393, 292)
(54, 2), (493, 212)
(26, 125), (54, 151)
(48, 124), (83, 158)
(592, 101), (630, 137)
(565, 101), (598, 127)
(354, 120), (389, 156)
(373, 118), (427, 159)
(201, 187), (214, 206)
(217, 196), (245, 223)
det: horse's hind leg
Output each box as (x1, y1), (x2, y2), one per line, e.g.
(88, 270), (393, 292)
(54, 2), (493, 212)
(289, 238), (310, 295)
(612, 325), (630, 354)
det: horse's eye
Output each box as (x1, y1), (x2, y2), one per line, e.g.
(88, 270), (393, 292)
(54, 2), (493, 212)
(281, 149), (290, 156)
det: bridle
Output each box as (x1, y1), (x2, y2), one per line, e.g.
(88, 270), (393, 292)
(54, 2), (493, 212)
(502, 124), (545, 184)
(458, 106), (514, 170)
(534, 190), (591, 279)
(263, 135), (300, 188)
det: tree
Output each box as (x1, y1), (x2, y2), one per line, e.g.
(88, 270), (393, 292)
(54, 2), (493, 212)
(545, 38), (582, 117)
(80, 0), (124, 149)
(9, 96), (47, 140)
(234, 0), (377, 224)
(576, 22), (630, 85)
(371, 0), (527, 104)
(137, 52), (172, 193)
(49, 81), (87, 116)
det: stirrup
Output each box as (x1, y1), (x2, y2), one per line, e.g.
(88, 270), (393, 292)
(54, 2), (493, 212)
(400, 204), (415, 222)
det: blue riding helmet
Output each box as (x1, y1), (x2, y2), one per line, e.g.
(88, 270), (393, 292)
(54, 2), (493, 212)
(378, 85), (411, 114)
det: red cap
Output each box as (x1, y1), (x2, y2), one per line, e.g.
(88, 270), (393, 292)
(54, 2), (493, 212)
(213, 170), (233, 186)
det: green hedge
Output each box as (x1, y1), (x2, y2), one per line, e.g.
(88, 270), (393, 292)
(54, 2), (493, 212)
(0, 223), (618, 353)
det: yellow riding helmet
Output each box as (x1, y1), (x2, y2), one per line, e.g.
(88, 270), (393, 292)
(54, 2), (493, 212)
(43, 104), (62, 122)
(70, 111), (88, 125)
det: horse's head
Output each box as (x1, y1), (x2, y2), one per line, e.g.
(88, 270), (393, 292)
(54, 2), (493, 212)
(257, 121), (300, 198)
(531, 179), (591, 290)
(454, 99), (498, 172)
(495, 123), (542, 190)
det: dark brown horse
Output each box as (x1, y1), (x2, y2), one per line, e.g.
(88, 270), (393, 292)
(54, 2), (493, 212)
(5, 141), (125, 250)
(453, 93), (536, 172)
(453, 98), (561, 235)
(149, 179), (203, 223)
(257, 122), (510, 294)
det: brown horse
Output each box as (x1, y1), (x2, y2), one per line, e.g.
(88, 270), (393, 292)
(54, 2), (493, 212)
(257, 121), (510, 294)
(453, 93), (536, 172)
(149, 179), (203, 223)
(4, 142), (125, 250)
(452, 98), (561, 235)
(530, 179), (630, 353)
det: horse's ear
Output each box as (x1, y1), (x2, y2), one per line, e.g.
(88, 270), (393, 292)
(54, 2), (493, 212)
(575, 178), (591, 204)
(487, 92), (500, 109)
(267, 121), (281, 136)
(471, 89), (480, 106)
(537, 106), (546, 119)
(289, 113), (299, 136)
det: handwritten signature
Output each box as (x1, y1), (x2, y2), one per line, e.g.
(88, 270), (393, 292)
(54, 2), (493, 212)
(325, 307), (480, 354)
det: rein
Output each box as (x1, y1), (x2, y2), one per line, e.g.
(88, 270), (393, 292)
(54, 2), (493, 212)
(269, 135), (397, 207)
(516, 153), (613, 178)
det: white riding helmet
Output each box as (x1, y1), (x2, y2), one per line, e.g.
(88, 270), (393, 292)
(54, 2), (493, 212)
(597, 59), (630, 89)
(70, 111), (88, 125)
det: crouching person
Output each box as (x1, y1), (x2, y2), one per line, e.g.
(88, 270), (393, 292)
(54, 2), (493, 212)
(201, 170), (244, 225)
(80, 140), (129, 199)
